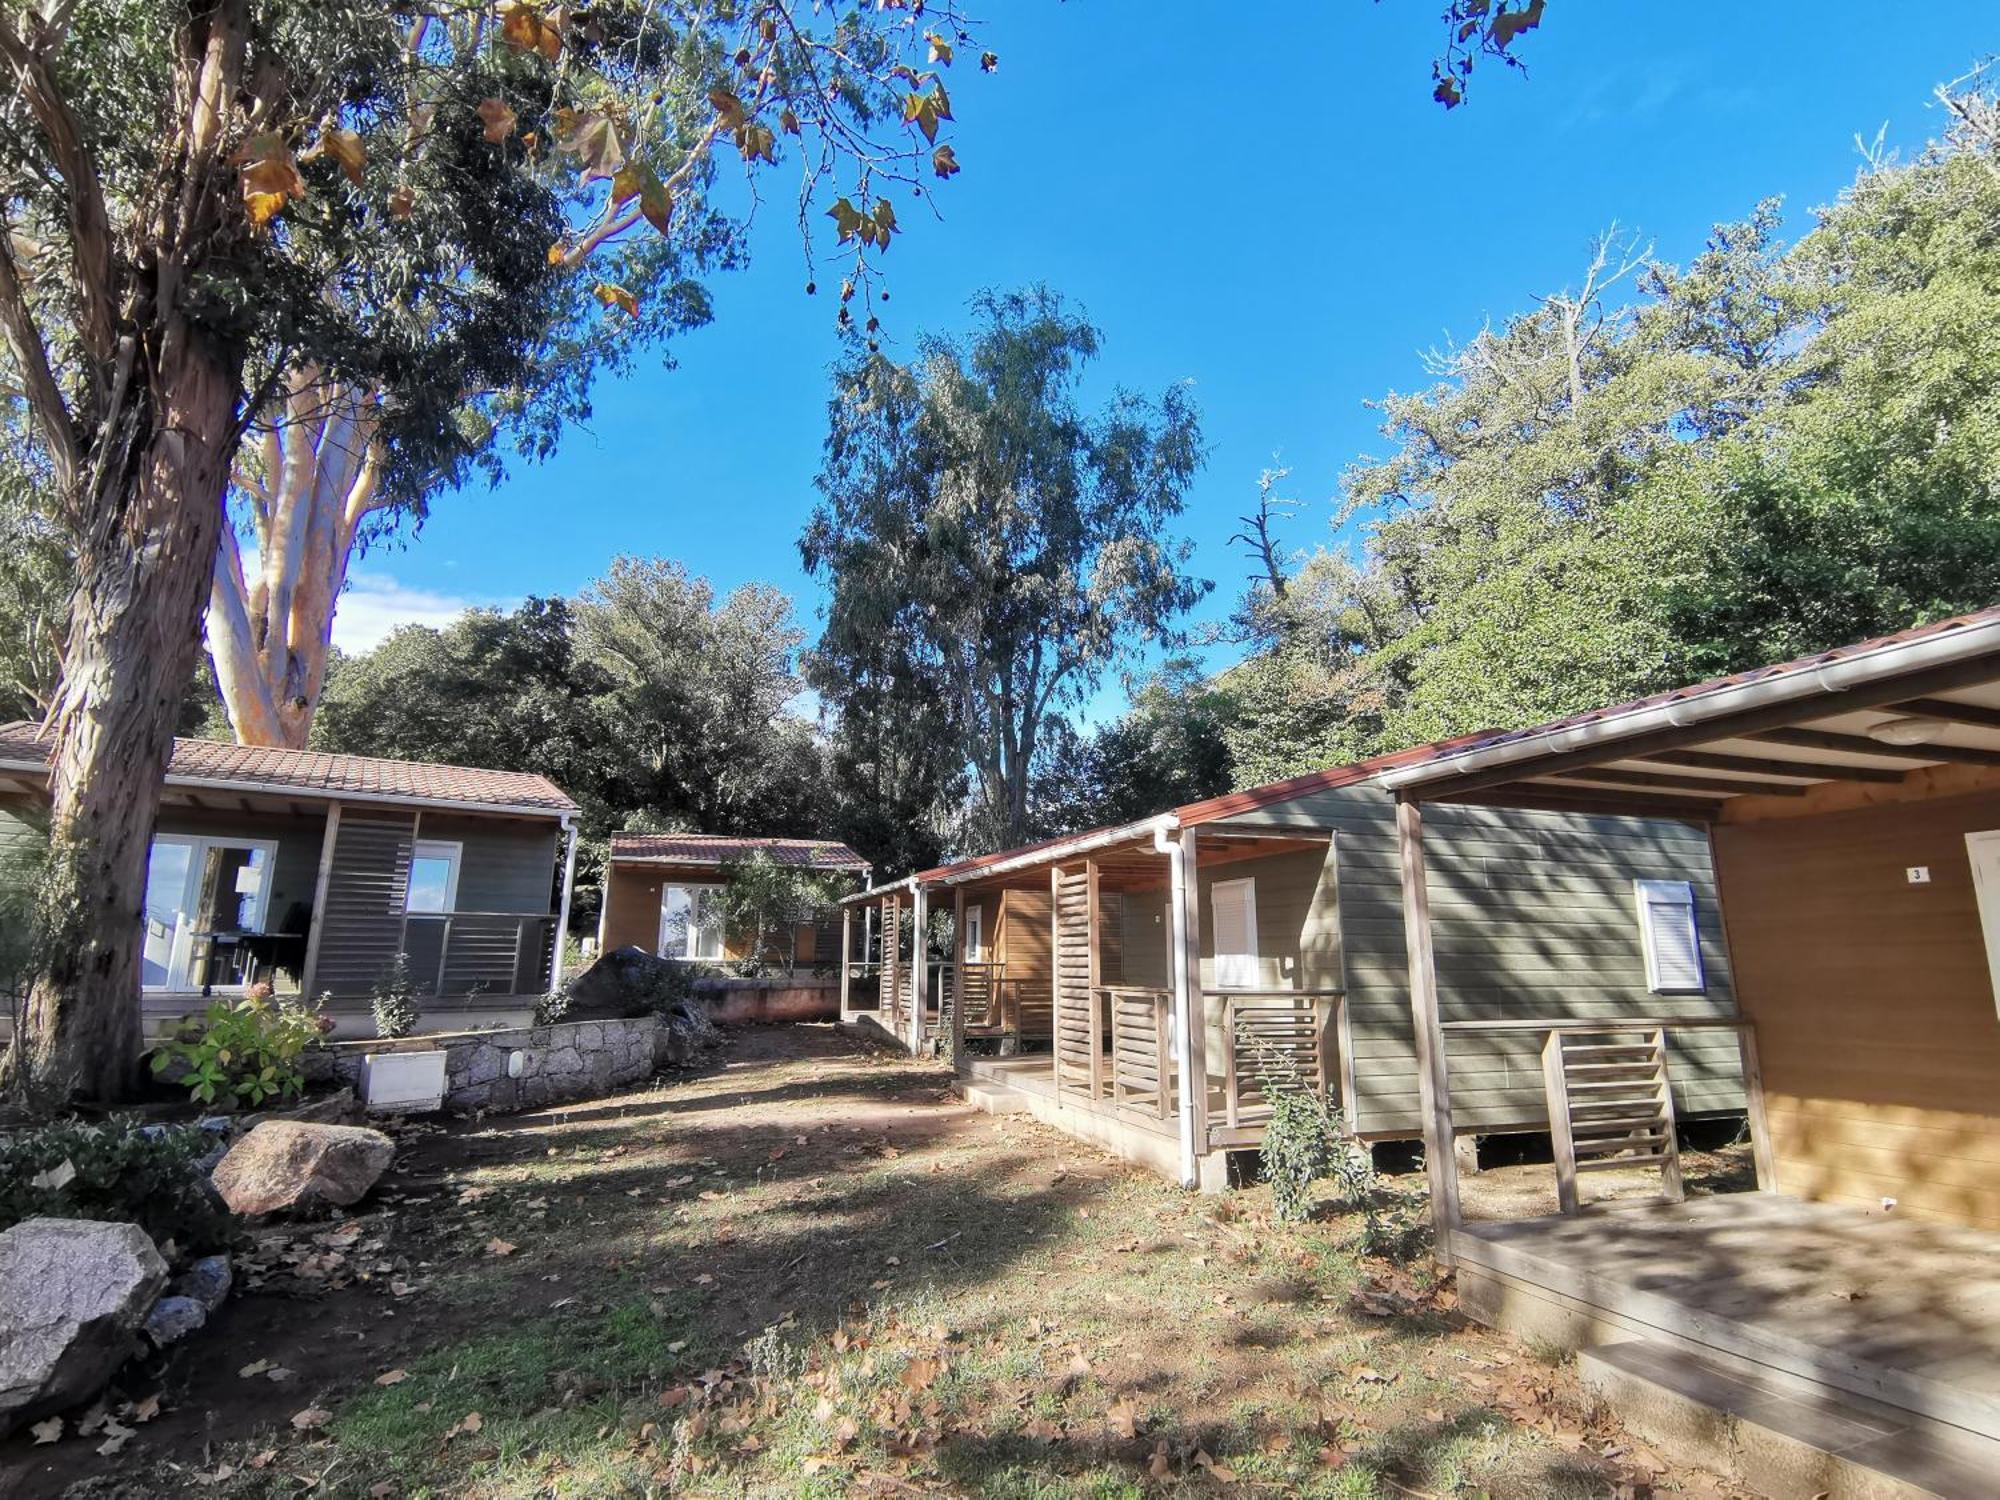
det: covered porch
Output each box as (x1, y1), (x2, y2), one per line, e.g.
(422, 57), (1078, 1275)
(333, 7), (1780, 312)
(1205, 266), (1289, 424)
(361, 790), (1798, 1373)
(841, 820), (1350, 1187)
(1379, 610), (2000, 1492)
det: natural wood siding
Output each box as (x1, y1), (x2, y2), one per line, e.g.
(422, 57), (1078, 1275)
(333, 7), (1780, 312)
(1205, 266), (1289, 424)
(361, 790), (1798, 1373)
(1214, 786), (1741, 1137)
(1712, 789), (2000, 1230)
(600, 859), (839, 965)
(995, 887), (1052, 979)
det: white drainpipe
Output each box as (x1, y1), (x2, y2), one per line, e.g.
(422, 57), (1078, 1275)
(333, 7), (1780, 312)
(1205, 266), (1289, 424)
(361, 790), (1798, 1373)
(1153, 819), (1198, 1188)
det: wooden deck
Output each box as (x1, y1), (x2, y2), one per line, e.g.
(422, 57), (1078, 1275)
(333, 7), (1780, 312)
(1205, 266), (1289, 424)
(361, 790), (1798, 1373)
(1455, 1193), (2000, 1490)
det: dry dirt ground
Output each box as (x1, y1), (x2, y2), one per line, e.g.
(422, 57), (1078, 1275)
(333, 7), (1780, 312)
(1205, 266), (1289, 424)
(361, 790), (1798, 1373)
(2, 1026), (1758, 1500)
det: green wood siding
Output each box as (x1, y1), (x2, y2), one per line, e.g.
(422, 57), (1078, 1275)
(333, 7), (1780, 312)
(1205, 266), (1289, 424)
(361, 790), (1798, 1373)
(1213, 785), (1741, 1136)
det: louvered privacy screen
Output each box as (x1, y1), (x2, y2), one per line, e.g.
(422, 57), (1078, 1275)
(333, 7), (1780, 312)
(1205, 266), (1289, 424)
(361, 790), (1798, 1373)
(1634, 879), (1705, 993)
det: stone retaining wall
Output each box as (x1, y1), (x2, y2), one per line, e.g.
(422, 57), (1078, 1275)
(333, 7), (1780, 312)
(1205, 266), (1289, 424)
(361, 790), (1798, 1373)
(694, 976), (839, 1024)
(310, 1015), (677, 1114)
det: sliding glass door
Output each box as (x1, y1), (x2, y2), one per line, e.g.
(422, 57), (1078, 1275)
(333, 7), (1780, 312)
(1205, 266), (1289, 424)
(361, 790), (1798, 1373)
(140, 835), (277, 992)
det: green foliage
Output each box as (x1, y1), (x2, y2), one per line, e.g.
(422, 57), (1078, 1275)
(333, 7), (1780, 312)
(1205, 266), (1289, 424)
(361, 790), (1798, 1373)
(717, 851), (847, 976)
(371, 953), (421, 1040)
(1224, 115), (2000, 781)
(150, 990), (326, 1107)
(0, 1116), (235, 1251)
(803, 287), (1209, 852)
(1255, 1052), (1374, 1224)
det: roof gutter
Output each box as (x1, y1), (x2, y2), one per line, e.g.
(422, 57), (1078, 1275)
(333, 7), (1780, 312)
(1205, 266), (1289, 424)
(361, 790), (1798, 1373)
(923, 813), (1181, 890)
(1377, 618), (2000, 795)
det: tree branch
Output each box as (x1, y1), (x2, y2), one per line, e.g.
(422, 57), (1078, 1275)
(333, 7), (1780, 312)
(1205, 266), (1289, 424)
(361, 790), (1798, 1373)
(0, 220), (77, 494)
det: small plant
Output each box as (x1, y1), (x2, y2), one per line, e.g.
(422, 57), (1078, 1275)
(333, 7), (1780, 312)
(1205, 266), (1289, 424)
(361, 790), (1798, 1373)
(371, 951), (420, 1039)
(151, 989), (326, 1106)
(1253, 1045), (1376, 1223)
(0, 1116), (236, 1250)
(533, 982), (573, 1026)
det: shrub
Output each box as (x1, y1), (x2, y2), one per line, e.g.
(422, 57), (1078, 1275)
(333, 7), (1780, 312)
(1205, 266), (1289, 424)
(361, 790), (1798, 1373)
(0, 1117), (236, 1251)
(150, 989), (327, 1107)
(1253, 1045), (1376, 1223)
(371, 952), (420, 1039)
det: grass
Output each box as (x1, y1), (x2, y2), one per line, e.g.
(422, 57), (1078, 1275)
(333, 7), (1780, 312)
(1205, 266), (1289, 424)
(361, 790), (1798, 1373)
(74, 1027), (1736, 1500)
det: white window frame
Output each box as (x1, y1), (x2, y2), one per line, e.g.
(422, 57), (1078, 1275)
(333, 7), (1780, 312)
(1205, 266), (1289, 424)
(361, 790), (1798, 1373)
(1964, 831), (2000, 1018)
(405, 839), (463, 915)
(1211, 876), (1261, 990)
(964, 903), (984, 962)
(141, 833), (280, 992)
(1633, 878), (1705, 994)
(658, 882), (726, 962)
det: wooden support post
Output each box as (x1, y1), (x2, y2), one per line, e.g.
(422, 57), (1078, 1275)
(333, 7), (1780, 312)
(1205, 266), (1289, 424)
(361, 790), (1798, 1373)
(1315, 995), (1336, 1102)
(910, 883), (928, 1054)
(1178, 828), (1208, 1150)
(1395, 797), (1462, 1266)
(1737, 1024), (1777, 1192)
(1543, 1030), (1581, 1217)
(1655, 1026), (1687, 1203)
(951, 887), (968, 1071)
(298, 801), (343, 1001)
(1085, 858), (1103, 1099)
(839, 906), (853, 1021)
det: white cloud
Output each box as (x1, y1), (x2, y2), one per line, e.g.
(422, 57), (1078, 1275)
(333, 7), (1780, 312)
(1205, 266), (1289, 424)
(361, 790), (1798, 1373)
(332, 572), (511, 652)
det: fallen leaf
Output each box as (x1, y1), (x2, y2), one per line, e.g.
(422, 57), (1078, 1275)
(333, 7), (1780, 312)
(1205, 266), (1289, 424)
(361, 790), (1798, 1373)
(374, 1369), (409, 1387)
(484, 1238), (517, 1257)
(95, 1421), (134, 1456)
(239, 1359), (273, 1378)
(29, 1417), (61, 1445)
(1106, 1396), (1138, 1439)
(130, 1393), (161, 1423)
(291, 1407), (332, 1431)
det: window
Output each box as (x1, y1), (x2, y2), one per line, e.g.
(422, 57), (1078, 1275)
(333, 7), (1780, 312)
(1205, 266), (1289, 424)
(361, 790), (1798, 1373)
(1211, 877), (1261, 989)
(964, 904), (984, 961)
(1634, 879), (1705, 993)
(405, 840), (462, 914)
(659, 883), (725, 961)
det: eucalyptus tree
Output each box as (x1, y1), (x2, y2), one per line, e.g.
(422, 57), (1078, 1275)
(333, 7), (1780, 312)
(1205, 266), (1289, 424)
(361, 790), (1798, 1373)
(0, 0), (989, 1100)
(803, 288), (1208, 849)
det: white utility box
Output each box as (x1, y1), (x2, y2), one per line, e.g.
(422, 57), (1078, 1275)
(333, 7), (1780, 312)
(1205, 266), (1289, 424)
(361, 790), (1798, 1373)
(358, 1049), (448, 1113)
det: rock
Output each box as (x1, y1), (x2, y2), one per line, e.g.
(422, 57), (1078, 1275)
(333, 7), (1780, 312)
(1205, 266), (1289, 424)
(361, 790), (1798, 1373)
(562, 946), (681, 1018)
(210, 1121), (395, 1217)
(0, 1219), (168, 1436)
(271, 1089), (361, 1127)
(175, 1255), (232, 1312)
(142, 1295), (207, 1347)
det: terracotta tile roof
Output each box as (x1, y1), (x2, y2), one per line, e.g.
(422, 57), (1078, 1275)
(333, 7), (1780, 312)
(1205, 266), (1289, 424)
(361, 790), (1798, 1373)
(0, 722), (578, 816)
(609, 832), (869, 871)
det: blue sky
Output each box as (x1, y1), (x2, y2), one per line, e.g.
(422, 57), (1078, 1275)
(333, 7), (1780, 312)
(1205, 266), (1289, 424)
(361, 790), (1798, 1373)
(344, 2), (1997, 719)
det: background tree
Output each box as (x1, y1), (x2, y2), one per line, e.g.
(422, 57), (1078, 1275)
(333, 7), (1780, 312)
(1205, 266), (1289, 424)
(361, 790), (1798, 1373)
(716, 850), (848, 977)
(1222, 93), (2000, 782)
(803, 288), (1208, 850)
(573, 556), (824, 836)
(0, 0), (988, 1100)
(1028, 662), (1239, 836)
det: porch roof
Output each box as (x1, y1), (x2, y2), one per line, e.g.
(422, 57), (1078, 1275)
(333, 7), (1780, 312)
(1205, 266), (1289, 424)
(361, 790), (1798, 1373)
(1373, 606), (2000, 819)
(0, 722), (578, 819)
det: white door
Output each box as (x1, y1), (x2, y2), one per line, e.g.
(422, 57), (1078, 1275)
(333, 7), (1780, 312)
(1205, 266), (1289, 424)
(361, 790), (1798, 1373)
(1211, 877), (1260, 990)
(1965, 831), (2000, 1017)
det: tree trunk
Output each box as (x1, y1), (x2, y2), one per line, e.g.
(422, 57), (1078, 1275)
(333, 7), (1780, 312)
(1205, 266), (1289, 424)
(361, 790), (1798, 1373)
(22, 353), (243, 1102)
(209, 377), (384, 749)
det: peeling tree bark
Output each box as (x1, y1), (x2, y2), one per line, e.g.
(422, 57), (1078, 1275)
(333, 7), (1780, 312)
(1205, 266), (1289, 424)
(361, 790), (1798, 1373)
(208, 372), (386, 748)
(4, 0), (257, 1101)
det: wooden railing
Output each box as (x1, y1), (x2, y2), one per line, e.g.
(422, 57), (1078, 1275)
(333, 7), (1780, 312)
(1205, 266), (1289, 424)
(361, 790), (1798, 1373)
(404, 911), (558, 998)
(1437, 1016), (1775, 1196)
(1210, 988), (1345, 1133)
(1103, 986), (1173, 1119)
